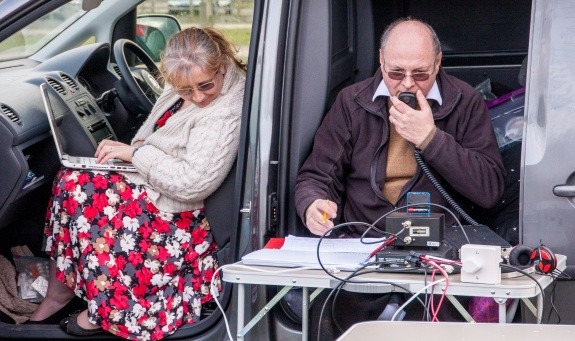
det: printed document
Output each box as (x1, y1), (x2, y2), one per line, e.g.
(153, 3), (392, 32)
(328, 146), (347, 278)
(241, 235), (383, 270)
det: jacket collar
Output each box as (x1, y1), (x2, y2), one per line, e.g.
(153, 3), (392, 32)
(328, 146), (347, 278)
(372, 79), (443, 105)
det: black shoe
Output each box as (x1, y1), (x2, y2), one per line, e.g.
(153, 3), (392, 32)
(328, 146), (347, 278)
(60, 311), (104, 336)
(24, 296), (86, 325)
(0, 310), (15, 324)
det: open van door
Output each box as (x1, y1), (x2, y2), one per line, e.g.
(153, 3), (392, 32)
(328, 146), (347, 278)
(522, 0), (575, 323)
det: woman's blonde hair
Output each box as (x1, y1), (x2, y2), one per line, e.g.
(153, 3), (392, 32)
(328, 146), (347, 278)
(160, 27), (246, 87)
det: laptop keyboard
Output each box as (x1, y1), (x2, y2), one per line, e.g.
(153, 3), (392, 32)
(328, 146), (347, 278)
(68, 156), (98, 165)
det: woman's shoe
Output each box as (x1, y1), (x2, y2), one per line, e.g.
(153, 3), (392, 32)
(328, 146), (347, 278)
(60, 311), (104, 336)
(0, 310), (15, 324)
(24, 296), (86, 324)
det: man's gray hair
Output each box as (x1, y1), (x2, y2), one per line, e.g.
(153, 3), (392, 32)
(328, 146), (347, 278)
(380, 17), (442, 55)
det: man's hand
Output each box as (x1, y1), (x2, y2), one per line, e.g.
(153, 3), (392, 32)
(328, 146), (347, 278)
(389, 90), (435, 146)
(305, 199), (338, 236)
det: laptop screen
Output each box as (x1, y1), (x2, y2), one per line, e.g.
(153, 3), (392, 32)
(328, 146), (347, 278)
(40, 83), (66, 161)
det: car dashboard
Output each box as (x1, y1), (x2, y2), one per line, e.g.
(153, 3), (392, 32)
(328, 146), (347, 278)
(0, 42), (127, 231)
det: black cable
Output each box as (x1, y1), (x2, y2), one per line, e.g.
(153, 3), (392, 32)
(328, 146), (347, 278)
(316, 213), (466, 282)
(326, 259), (454, 333)
(316, 265), (422, 341)
(330, 269), (422, 333)
(313, 206), (469, 337)
(551, 269), (571, 280)
(315, 223), (429, 339)
(330, 277), (353, 333)
(316, 279), (340, 341)
(414, 150), (480, 225)
(499, 263), (546, 300)
(545, 277), (561, 324)
(500, 263), (554, 324)
(326, 268), (427, 336)
(420, 265), (431, 321)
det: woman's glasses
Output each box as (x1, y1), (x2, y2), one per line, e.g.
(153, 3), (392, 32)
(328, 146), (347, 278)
(175, 80), (216, 97)
(174, 71), (219, 97)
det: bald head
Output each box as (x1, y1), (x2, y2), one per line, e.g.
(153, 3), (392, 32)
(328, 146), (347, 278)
(380, 18), (441, 57)
(378, 18), (442, 98)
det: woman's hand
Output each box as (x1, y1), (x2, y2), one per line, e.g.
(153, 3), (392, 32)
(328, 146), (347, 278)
(95, 139), (137, 164)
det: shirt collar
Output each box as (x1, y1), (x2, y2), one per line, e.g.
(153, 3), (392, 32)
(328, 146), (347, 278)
(372, 80), (443, 106)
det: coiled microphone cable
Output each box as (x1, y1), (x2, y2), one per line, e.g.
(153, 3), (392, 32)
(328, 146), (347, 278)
(414, 149), (480, 226)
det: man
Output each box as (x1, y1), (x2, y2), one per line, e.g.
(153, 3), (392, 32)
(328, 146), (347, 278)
(295, 18), (505, 237)
(294, 17), (506, 339)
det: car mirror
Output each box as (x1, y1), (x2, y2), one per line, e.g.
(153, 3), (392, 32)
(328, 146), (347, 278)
(136, 15), (182, 62)
(82, 0), (103, 11)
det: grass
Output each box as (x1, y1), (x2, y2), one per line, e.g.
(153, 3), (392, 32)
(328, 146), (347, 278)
(1, 1), (253, 61)
(177, 21), (251, 59)
(215, 27), (251, 47)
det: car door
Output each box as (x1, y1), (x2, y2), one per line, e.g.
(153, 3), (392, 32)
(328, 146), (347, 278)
(0, 0), (260, 339)
(522, 0), (575, 323)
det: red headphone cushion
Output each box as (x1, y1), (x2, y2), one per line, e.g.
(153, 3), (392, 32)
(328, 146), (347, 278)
(530, 245), (557, 274)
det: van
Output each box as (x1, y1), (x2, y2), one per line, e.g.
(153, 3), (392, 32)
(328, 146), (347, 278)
(0, 0), (573, 339)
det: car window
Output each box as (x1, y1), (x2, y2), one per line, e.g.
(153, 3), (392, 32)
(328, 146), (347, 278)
(0, 2), (86, 62)
(137, 0), (252, 63)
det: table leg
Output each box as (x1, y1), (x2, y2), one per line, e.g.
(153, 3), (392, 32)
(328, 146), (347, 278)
(446, 295), (474, 322)
(302, 287), (309, 341)
(536, 292), (543, 323)
(238, 286), (294, 339)
(496, 298), (507, 324)
(506, 299), (519, 323)
(237, 283), (245, 339)
(521, 297), (537, 318)
(302, 288), (324, 341)
(518, 294), (542, 323)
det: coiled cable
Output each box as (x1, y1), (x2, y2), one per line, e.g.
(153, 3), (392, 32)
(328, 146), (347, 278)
(414, 149), (479, 225)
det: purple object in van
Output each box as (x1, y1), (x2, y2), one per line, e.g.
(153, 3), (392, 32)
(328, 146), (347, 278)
(486, 87), (525, 108)
(487, 87), (526, 149)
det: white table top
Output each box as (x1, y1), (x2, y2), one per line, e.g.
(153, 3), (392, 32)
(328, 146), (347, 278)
(337, 321), (575, 340)
(222, 254), (566, 298)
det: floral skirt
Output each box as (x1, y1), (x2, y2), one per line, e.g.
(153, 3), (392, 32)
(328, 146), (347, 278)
(43, 168), (221, 340)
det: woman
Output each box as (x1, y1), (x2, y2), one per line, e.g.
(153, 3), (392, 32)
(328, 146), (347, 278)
(26, 27), (246, 340)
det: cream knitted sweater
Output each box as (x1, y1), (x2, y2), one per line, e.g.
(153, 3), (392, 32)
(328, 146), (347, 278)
(123, 63), (245, 213)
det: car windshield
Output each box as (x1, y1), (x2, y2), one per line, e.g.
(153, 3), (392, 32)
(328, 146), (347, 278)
(0, 1), (86, 62)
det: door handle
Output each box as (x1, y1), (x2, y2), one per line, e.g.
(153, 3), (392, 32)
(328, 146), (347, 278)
(553, 185), (575, 197)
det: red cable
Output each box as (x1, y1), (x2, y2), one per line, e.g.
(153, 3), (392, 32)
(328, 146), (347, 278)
(426, 259), (449, 322)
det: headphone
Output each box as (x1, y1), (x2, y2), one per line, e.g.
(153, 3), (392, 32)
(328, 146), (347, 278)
(508, 244), (557, 274)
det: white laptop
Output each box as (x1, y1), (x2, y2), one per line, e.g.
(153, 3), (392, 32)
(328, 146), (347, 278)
(40, 83), (137, 172)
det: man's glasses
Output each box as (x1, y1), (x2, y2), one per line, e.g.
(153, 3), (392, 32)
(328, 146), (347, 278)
(382, 61), (434, 82)
(174, 72), (218, 96)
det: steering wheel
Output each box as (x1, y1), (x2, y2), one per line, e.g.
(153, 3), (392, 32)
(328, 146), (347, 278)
(113, 39), (163, 116)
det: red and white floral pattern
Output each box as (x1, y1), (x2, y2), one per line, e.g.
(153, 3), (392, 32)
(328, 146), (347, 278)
(43, 168), (221, 340)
